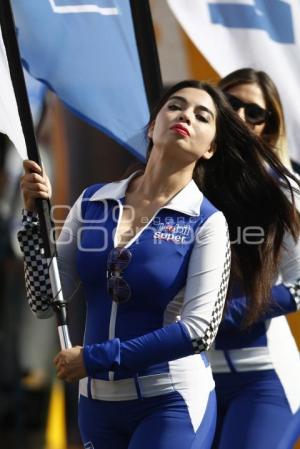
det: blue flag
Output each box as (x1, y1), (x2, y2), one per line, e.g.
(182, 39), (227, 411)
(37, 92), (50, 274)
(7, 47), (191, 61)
(11, 0), (150, 160)
(24, 70), (47, 126)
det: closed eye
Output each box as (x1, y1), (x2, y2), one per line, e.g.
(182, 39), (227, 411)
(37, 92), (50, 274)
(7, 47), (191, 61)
(196, 114), (209, 123)
(168, 103), (182, 111)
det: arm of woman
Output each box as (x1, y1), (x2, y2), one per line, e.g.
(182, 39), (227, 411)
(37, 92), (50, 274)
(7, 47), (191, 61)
(76, 212), (231, 377)
(18, 160), (84, 318)
(220, 229), (300, 330)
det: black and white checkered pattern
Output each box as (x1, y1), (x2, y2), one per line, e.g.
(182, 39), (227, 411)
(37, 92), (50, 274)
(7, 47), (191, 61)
(284, 278), (300, 310)
(192, 228), (231, 353)
(17, 210), (53, 318)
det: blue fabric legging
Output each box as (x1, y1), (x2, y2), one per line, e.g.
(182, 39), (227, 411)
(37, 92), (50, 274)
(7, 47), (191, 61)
(212, 370), (295, 449)
(78, 390), (216, 449)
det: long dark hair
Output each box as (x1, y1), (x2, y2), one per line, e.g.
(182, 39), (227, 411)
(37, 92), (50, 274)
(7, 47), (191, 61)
(147, 80), (300, 326)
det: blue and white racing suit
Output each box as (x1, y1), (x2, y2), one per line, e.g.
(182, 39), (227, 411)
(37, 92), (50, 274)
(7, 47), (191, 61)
(208, 185), (300, 449)
(19, 173), (231, 449)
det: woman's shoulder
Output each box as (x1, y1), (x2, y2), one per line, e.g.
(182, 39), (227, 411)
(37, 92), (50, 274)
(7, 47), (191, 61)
(81, 171), (141, 203)
(200, 194), (221, 217)
(198, 194), (228, 233)
(200, 194), (227, 224)
(82, 183), (106, 201)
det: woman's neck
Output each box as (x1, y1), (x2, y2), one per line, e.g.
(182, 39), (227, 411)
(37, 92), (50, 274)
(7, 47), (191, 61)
(128, 148), (195, 203)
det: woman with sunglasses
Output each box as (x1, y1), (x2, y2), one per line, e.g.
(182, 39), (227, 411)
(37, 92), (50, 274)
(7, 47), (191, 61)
(18, 80), (299, 449)
(208, 68), (300, 449)
(220, 68), (294, 169)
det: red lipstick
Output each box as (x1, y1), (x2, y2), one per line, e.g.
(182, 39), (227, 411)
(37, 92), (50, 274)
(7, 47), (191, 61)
(170, 124), (190, 137)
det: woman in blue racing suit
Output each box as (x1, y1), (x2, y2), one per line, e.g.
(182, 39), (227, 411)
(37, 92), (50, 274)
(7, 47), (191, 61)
(18, 80), (299, 449)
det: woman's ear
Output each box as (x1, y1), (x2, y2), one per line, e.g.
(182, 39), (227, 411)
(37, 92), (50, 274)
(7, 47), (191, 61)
(202, 142), (217, 160)
(148, 121), (155, 140)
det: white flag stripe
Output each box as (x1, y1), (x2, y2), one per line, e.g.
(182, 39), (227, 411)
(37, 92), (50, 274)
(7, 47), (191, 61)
(48, 0), (119, 16)
(167, 0), (300, 162)
(0, 26), (27, 160)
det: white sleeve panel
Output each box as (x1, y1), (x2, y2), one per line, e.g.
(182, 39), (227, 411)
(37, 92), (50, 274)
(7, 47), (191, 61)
(279, 231), (300, 311)
(56, 191), (84, 300)
(280, 232), (300, 285)
(181, 211), (231, 350)
(279, 181), (300, 310)
(280, 175), (300, 212)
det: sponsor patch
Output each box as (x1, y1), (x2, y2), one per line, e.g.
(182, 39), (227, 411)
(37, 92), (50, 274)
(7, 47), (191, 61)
(153, 223), (192, 244)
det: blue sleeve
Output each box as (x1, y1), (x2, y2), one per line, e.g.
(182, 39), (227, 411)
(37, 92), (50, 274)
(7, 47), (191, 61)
(83, 321), (194, 375)
(221, 283), (297, 330)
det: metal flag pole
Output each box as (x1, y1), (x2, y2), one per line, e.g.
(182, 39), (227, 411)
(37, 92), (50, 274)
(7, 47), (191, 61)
(130, 0), (163, 110)
(0, 0), (71, 349)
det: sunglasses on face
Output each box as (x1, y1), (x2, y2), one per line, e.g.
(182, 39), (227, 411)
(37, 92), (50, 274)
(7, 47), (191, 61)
(225, 93), (270, 125)
(107, 247), (132, 304)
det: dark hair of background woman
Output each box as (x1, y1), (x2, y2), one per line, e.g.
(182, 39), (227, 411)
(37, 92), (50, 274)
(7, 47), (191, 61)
(146, 79), (300, 326)
(218, 68), (284, 149)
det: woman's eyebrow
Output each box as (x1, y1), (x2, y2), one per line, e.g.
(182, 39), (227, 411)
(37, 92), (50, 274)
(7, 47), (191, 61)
(169, 95), (215, 119)
(169, 95), (186, 103)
